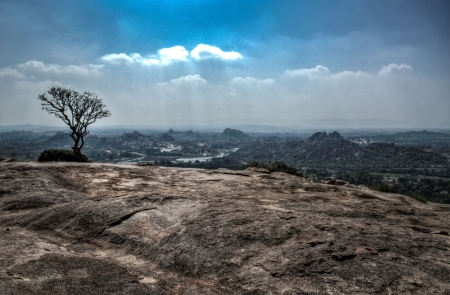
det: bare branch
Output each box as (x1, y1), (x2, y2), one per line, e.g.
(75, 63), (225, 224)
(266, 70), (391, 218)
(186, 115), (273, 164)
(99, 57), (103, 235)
(37, 86), (111, 161)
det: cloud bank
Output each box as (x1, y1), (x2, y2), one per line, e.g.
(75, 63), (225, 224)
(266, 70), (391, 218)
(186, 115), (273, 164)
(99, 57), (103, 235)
(0, 55), (447, 128)
(190, 44), (243, 60)
(101, 44), (243, 67)
(18, 61), (104, 75)
(378, 63), (414, 75)
(0, 67), (25, 79)
(285, 65), (331, 77)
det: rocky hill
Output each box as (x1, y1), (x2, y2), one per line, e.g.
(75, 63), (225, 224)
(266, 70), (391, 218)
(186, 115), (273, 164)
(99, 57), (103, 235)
(1, 162), (449, 294)
(347, 130), (450, 149)
(235, 131), (448, 169)
(220, 128), (251, 140)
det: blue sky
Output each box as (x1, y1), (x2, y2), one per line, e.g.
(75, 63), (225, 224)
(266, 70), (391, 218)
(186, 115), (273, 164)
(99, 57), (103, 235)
(1, 0), (449, 128)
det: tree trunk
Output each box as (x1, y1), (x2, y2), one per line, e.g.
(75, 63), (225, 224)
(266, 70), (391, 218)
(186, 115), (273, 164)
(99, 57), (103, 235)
(73, 147), (87, 162)
(72, 134), (88, 162)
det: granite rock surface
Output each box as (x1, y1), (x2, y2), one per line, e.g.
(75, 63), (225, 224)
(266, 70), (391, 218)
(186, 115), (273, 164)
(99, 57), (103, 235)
(1, 162), (449, 294)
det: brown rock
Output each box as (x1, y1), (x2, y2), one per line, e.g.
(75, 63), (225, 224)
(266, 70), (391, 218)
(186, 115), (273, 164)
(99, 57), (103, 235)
(245, 167), (271, 173)
(335, 179), (348, 186)
(136, 162), (154, 166)
(1, 162), (449, 294)
(323, 178), (348, 186)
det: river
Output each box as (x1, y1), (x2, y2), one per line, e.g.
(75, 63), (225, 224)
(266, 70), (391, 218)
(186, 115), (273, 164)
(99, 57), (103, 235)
(175, 148), (239, 163)
(117, 148), (239, 165)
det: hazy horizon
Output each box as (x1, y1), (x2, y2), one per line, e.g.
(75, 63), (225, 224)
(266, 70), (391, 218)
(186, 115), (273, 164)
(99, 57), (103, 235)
(1, 0), (449, 128)
(1, 119), (448, 134)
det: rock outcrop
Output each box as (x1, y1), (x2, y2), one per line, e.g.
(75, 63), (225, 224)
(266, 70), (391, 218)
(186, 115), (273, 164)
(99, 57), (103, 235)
(1, 162), (449, 294)
(220, 128), (250, 140)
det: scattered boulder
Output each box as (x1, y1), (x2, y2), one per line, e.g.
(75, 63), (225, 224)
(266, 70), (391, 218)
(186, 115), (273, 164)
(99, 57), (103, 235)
(322, 178), (348, 185)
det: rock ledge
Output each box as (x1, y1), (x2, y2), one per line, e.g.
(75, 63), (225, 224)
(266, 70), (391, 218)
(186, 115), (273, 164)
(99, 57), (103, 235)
(1, 162), (449, 294)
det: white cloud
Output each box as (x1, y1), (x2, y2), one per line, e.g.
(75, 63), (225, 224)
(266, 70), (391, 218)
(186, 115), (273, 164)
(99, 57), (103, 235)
(231, 76), (275, 85)
(129, 53), (160, 65)
(19, 61), (104, 75)
(102, 46), (189, 66)
(0, 67), (25, 79)
(378, 63), (413, 76)
(101, 44), (243, 66)
(284, 66), (370, 81)
(102, 52), (160, 66)
(101, 53), (134, 64)
(190, 44), (243, 60)
(285, 65), (330, 77)
(2, 56), (444, 127)
(168, 74), (207, 86)
(330, 70), (370, 79)
(158, 46), (189, 65)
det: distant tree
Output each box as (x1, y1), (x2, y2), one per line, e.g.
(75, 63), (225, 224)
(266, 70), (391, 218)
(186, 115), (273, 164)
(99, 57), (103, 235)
(37, 86), (111, 162)
(246, 161), (303, 177)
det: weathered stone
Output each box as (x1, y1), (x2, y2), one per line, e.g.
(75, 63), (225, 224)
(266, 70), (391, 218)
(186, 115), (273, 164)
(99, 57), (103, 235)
(335, 179), (348, 186)
(323, 178), (348, 186)
(245, 167), (271, 173)
(136, 162), (154, 166)
(1, 162), (449, 294)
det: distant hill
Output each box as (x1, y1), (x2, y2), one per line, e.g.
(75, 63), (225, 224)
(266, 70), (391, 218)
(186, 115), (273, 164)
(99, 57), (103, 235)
(347, 130), (450, 149)
(0, 124), (66, 132)
(235, 131), (448, 169)
(220, 128), (251, 140)
(0, 130), (51, 145)
(159, 133), (175, 142)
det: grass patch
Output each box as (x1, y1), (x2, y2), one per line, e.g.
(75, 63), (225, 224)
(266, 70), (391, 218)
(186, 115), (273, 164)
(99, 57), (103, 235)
(370, 183), (427, 203)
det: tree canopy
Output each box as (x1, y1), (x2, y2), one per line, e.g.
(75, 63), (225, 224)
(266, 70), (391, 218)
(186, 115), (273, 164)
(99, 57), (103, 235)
(38, 86), (111, 161)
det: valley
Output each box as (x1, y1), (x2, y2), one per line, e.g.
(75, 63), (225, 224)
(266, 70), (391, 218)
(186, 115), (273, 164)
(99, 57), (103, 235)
(1, 127), (449, 203)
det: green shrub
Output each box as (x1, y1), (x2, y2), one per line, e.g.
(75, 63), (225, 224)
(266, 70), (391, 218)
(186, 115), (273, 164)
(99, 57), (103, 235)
(38, 149), (89, 162)
(246, 161), (303, 177)
(369, 183), (401, 194)
(370, 183), (427, 203)
(403, 191), (428, 203)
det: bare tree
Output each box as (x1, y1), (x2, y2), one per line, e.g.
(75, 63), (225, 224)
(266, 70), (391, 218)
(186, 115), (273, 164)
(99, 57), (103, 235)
(38, 86), (111, 161)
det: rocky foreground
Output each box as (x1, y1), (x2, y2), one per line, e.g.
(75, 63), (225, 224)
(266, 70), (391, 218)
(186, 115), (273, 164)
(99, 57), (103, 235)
(0, 162), (449, 294)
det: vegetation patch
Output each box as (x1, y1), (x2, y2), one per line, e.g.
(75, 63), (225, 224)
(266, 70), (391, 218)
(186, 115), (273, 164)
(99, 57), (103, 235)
(246, 161), (303, 177)
(370, 183), (427, 203)
(38, 149), (89, 162)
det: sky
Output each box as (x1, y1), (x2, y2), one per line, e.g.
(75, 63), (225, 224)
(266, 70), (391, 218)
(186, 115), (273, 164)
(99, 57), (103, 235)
(0, 0), (449, 129)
